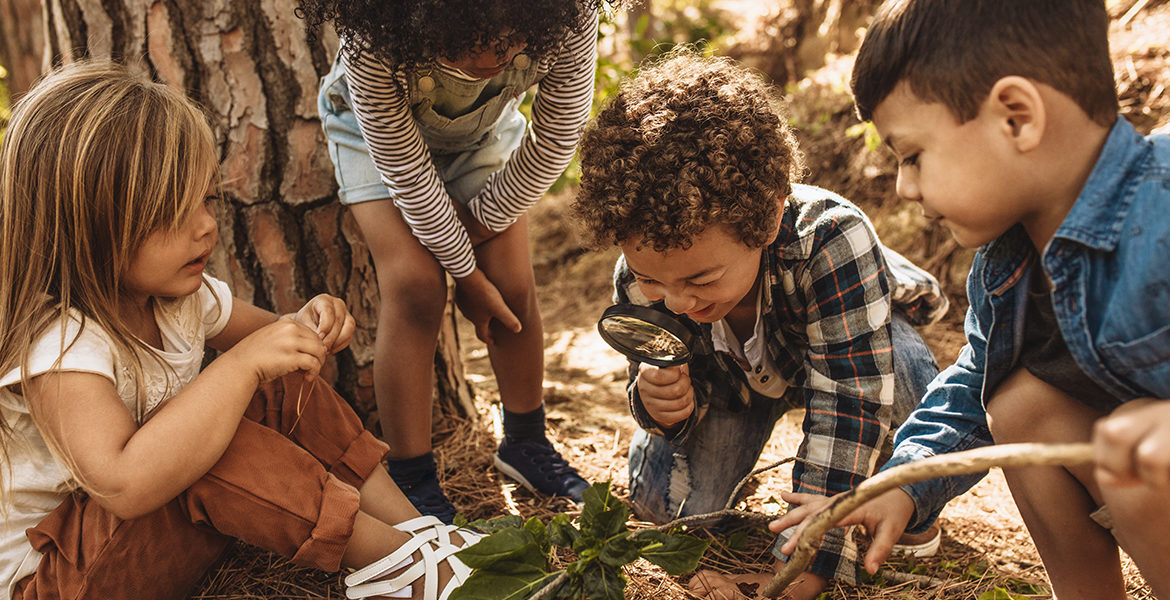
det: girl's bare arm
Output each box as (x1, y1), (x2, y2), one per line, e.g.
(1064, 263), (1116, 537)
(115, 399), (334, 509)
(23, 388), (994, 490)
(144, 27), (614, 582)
(26, 319), (326, 520)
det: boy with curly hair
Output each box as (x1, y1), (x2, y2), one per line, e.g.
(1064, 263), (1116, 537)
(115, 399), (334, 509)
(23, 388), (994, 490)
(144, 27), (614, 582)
(775, 1), (1170, 598)
(571, 50), (948, 599)
(296, 0), (617, 522)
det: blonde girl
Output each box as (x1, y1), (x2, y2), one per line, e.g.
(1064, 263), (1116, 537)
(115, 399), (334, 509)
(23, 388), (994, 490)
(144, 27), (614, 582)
(0, 61), (479, 600)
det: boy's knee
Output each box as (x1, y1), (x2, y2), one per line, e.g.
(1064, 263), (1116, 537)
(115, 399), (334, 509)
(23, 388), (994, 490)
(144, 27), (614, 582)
(986, 369), (1101, 444)
(986, 369), (1060, 442)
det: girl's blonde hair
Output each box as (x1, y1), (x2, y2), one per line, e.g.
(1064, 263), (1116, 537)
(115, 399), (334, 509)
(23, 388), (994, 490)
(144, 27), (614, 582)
(0, 61), (219, 500)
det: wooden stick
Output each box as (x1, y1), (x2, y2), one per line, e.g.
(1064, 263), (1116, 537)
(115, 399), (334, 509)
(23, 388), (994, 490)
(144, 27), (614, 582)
(1121, 0), (1153, 27)
(759, 442), (1094, 597)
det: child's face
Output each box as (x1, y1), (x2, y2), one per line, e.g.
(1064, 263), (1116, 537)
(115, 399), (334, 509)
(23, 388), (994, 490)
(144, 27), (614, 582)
(122, 195), (219, 304)
(620, 225), (766, 323)
(440, 39), (527, 79)
(872, 82), (1033, 248)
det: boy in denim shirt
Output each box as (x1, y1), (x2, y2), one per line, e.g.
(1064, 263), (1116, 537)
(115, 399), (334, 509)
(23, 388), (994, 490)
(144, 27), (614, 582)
(774, 2), (1170, 599)
(571, 51), (948, 600)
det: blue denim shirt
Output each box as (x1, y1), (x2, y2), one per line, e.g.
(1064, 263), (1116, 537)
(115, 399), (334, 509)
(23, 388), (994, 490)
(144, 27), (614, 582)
(885, 117), (1170, 531)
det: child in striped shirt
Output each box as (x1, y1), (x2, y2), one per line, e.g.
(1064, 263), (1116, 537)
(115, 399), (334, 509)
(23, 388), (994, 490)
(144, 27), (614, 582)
(298, 0), (608, 522)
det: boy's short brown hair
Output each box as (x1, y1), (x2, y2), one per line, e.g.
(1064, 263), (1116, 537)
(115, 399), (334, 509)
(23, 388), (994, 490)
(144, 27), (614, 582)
(852, 0), (1118, 127)
(572, 50), (802, 252)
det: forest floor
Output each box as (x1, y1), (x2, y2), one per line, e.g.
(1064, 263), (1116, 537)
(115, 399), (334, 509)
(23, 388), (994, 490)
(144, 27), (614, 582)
(194, 3), (1168, 599)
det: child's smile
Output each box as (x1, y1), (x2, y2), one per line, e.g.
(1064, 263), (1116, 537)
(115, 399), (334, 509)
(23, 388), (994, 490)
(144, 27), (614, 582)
(619, 225), (767, 324)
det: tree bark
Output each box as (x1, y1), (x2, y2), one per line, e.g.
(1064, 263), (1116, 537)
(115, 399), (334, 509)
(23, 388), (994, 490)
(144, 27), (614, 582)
(0, 0), (45, 96)
(10, 0), (475, 425)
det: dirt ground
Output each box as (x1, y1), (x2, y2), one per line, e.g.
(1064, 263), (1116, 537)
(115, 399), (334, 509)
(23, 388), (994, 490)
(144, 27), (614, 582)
(192, 3), (1168, 599)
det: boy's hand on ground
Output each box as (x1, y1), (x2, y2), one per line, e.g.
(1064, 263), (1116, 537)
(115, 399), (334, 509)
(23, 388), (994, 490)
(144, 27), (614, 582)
(454, 268), (522, 345)
(773, 488), (915, 575)
(636, 363), (694, 427)
(688, 564), (826, 600)
(1094, 397), (1170, 489)
(225, 318), (327, 385)
(292, 293), (356, 354)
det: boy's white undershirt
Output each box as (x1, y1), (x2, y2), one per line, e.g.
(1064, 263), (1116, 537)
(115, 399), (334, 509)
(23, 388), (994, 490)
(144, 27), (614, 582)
(709, 282), (790, 399)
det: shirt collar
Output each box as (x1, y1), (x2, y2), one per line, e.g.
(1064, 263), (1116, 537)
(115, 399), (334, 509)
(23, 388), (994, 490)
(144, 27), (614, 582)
(1052, 117), (1150, 252)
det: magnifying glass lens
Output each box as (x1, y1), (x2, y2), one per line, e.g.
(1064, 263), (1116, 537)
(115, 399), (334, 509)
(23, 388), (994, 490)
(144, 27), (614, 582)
(598, 314), (692, 365)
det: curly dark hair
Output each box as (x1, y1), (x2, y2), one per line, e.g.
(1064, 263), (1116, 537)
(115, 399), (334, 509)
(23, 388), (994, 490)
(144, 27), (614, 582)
(573, 50), (803, 252)
(296, 0), (613, 69)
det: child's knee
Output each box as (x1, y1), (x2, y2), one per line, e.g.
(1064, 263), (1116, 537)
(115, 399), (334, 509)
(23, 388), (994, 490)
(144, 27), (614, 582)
(376, 271), (447, 320)
(985, 368), (1082, 443)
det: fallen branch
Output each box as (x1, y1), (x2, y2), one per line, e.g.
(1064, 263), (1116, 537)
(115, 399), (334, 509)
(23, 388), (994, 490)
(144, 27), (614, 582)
(759, 442), (1094, 597)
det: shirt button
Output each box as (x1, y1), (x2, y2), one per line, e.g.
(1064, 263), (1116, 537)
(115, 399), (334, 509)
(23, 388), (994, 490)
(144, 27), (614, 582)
(761, 375), (770, 383)
(512, 54), (531, 69)
(417, 76), (435, 92)
(755, 366), (762, 374)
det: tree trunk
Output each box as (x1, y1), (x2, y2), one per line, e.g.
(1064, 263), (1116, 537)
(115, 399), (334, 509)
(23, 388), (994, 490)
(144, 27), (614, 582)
(8, 0), (475, 425)
(0, 0), (44, 96)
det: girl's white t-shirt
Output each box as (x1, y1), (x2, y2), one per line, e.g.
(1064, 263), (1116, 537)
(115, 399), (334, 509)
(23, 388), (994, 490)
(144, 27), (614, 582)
(0, 276), (233, 599)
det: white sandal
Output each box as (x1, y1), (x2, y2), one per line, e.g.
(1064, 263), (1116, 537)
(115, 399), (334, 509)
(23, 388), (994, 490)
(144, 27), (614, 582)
(345, 516), (485, 600)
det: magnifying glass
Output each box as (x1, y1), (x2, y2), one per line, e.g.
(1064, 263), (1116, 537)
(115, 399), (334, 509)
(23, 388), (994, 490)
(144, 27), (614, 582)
(596, 303), (712, 367)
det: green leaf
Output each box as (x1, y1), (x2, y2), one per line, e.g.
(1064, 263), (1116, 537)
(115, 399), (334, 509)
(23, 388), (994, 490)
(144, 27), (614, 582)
(525, 516), (549, 553)
(447, 570), (559, 600)
(466, 514), (525, 533)
(975, 587), (1029, 600)
(598, 536), (643, 568)
(724, 530), (749, 551)
(635, 530), (710, 576)
(964, 560), (990, 580)
(579, 482), (629, 539)
(547, 514), (579, 548)
(580, 563), (627, 600)
(453, 514), (468, 527)
(454, 528), (547, 574)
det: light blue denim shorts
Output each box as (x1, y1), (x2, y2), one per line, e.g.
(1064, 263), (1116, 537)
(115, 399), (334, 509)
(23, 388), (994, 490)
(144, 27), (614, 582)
(316, 62), (528, 206)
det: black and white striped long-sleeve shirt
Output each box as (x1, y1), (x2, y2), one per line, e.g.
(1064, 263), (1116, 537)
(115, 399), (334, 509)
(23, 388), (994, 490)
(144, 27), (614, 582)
(341, 13), (598, 278)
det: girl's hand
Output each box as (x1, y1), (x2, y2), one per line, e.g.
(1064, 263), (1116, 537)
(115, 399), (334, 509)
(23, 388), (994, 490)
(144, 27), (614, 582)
(1094, 398), (1170, 489)
(636, 363), (694, 427)
(224, 318), (327, 384)
(454, 268), (521, 345)
(772, 488), (916, 575)
(292, 293), (356, 354)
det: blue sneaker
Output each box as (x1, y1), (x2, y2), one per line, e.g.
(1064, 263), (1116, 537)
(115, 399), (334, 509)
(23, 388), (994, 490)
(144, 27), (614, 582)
(387, 466), (457, 525)
(494, 437), (590, 503)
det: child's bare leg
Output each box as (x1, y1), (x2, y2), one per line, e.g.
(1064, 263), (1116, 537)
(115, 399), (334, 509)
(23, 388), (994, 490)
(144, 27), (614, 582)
(1100, 470), (1170, 596)
(343, 511), (459, 600)
(473, 214), (543, 414)
(358, 466), (422, 525)
(475, 215), (588, 499)
(985, 368), (1125, 600)
(349, 200), (448, 459)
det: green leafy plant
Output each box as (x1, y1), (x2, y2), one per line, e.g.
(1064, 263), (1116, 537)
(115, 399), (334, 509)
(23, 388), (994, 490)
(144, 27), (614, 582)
(449, 482), (710, 600)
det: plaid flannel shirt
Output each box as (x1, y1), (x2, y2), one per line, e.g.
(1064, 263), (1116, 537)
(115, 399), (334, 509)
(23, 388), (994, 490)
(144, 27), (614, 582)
(615, 184), (947, 582)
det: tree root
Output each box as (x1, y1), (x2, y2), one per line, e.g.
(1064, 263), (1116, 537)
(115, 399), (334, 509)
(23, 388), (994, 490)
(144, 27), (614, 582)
(759, 442), (1094, 597)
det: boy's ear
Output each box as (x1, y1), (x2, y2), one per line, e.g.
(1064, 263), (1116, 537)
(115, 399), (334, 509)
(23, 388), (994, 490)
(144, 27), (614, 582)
(765, 195), (787, 245)
(983, 76), (1045, 153)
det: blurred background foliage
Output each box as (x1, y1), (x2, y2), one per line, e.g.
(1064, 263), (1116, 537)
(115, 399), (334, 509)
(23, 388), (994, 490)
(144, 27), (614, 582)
(1, 64), (9, 142)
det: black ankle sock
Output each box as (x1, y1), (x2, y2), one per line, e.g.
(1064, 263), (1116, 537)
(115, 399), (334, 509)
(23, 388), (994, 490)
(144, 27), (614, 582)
(384, 451), (437, 485)
(502, 404), (547, 443)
